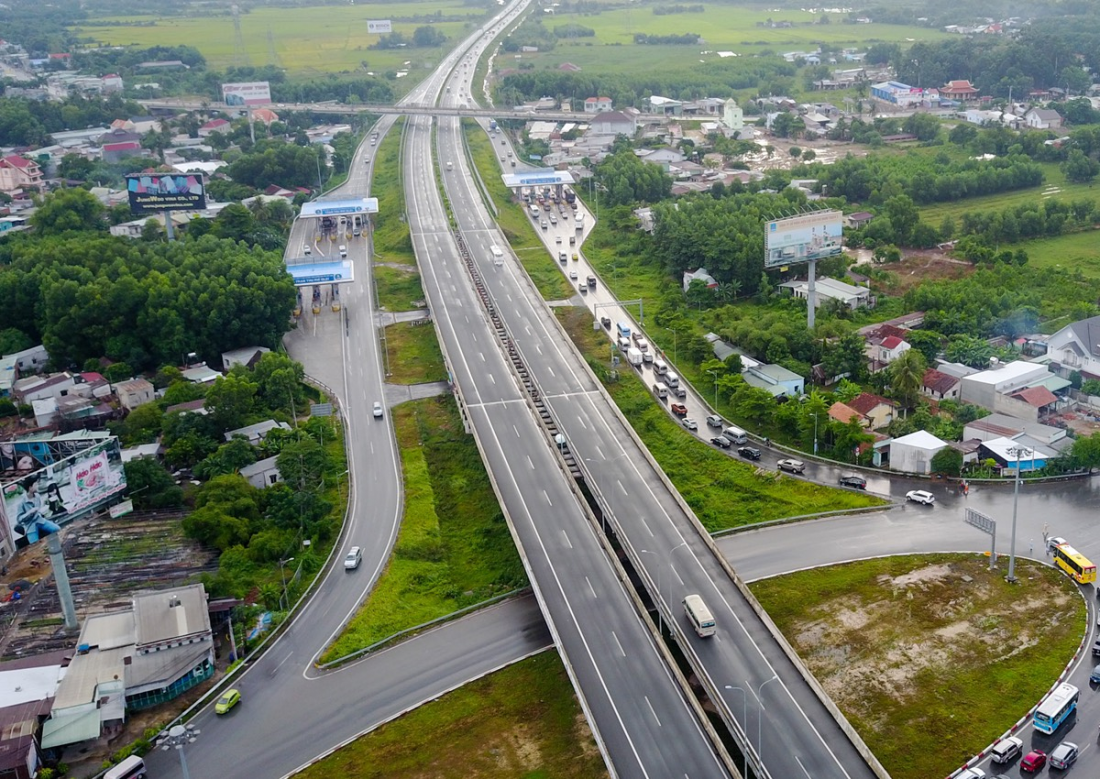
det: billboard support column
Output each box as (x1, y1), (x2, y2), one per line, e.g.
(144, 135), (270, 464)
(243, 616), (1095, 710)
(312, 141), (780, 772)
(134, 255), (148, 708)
(47, 532), (78, 631)
(164, 210), (175, 242)
(806, 258), (817, 330)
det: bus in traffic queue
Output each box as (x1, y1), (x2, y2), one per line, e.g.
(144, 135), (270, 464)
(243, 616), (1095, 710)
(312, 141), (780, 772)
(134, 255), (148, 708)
(1033, 682), (1079, 734)
(1051, 543), (1097, 584)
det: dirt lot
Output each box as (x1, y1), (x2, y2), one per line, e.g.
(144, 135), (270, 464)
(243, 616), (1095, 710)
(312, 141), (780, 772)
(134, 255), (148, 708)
(752, 554), (1085, 779)
(870, 249), (973, 296)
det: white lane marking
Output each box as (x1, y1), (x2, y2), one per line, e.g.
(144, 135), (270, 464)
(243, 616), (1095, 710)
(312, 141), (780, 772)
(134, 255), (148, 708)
(618, 480), (628, 495)
(527, 455), (534, 469)
(586, 576), (597, 599)
(561, 530), (572, 549)
(612, 631), (625, 657)
(644, 696), (662, 728)
(639, 516), (654, 537)
(543, 490), (552, 506)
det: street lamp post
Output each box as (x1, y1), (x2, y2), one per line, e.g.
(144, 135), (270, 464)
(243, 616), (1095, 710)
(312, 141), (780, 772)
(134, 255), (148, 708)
(707, 369), (720, 409)
(810, 411), (819, 456)
(157, 723), (200, 779)
(1006, 445), (1032, 583)
(639, 542), (689, 637)
(722, 685), (749, 776)
(279, 557), (295, 611)
(753, 675), (780, 763)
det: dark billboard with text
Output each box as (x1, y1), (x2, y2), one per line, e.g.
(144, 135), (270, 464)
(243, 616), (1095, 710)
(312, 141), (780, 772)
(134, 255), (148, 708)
(126, 173), (207, 212)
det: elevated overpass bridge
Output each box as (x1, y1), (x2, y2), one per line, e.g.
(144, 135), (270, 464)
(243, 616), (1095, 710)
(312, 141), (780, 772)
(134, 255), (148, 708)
(139, 99), (665, 124)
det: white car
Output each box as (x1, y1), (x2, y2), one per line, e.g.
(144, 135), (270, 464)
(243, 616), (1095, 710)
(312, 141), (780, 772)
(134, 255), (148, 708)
(569, 270), (578, 280)
(954, 769), (984, 779)
(681, 418), (698, 431)
(344, 546), (362, 570)
(905, 489), (935, 505)
(1047, 535), (1067, 552)
(373, 401), (384, 418)
(990, 736), (1023, 765)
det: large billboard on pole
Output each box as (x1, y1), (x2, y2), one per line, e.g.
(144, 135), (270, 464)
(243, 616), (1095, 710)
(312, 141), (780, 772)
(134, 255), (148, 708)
(764, 209), (843, 269)
(1, 438), (126, 551)
(221, 81), (272, 106)
(367, 20), (393, 34)
(126, 173), (207, 212)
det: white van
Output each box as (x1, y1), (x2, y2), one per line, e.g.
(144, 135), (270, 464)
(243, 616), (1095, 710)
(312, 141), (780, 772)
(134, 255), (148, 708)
(664, 371), (680, 388)
(105, 756), (147, 779)
(723, 426), (748, 445)
(339, 245), (347, 258)
(653, 359), (669, 376)
(490, 245), (504, 265)
(618, 337), (631, 352)
(529, 204), (540, 216)
(683, 594), (716, 638)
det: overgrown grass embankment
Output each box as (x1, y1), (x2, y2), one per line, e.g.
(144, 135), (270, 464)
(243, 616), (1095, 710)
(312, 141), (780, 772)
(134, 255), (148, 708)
(752, 554), (1086, 779)
(557, 308), (884, 529)
(462, 119), (575, 300)
(383, 321), (447, 384)
(372, 117), (429, 312)
(295, 651), (608, 779)
(321, 396), (524, 662)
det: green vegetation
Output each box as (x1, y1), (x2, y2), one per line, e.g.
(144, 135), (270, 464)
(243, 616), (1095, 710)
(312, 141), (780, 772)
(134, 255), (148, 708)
(371, 119), (416, 266)
(322, 397), (524, 662)
(1015, 230), (1100, 278)
(375, 265), (427, 311)
(295, 652), (606, 779)
(73, 2), (488, 79)
(462, 119), (574, 299)
(752, 554), (1086, 779)
(557, 308), (884, 528)
(383, 322), (447, 384)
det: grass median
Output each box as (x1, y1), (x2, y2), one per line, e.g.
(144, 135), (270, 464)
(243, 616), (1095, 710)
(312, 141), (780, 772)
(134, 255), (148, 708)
(752, 554), (1086, 779)
(295, 651), (607, 779)
(383, 321), (448, 384)
(557, 307), (884, 529)
(321, 396), (524, 663)
(462, 119), (576, 300)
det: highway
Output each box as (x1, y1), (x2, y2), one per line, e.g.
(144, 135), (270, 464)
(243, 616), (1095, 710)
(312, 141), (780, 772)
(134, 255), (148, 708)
(434, 40), (882, 779)
(397, 11), (735, 778)
(142, 6), (558, 778)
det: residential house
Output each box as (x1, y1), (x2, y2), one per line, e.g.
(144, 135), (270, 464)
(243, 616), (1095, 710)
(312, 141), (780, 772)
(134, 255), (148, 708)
(0, 652), (67, 779)
(922, 368), (961, 401)
(828, 401), (864, 425)
(240, 456), (282, 489)
(636, 148), (686, 168)
(870, 335), (911, 367)
(69, 372), (112, 401)
(97, 127), (141, 146)
(115, 379), (154, 411)
(222, 346), (271, 370)
(721, 98), (744, 135)
(1046, 314), (1100, 379)
(121, 442), (164, 463)
(940, 80), (979, 100)
(978, 436), (1053, 473)
(181, 363), (221, 384)
(0, 155), (43, 193)
(165, 398), (208, 416)
(12, 373), (75, 404)
(743, 363), (804, 398)
(889, 430), (948, 474)
(682, 268), (718, 292)
(101, 141), (143, 164)
(847, 393), (896, 429)
(646, 96), (683, 115)
(963, 413), (1069, 448)
(101, 74), (123, 93)
(845, 211), (873, 229)
(198, 118), (231, 137)
(583, 97), (613, 114)
(251, 108), (279, 125)
(959, 360), (1070, 422)
(225, 419), (291, 445)
(31, 397), (58, 428)
(1024, 108), (1063, 130)
(589, 111), (637, 136)
(778, 277), (870, 310)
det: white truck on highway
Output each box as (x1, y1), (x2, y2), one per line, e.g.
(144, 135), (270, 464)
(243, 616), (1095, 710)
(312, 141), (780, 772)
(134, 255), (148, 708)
(626, 347), (643, 368)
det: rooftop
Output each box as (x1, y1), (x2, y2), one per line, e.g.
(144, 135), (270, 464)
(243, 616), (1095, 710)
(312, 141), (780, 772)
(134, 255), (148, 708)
(891, 430), (947, 450)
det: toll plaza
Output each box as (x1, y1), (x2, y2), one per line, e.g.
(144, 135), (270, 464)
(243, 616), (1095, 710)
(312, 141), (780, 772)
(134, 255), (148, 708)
(501, 171), (575, 201)
(299, 197), (379, 243)
(286, 259), (354, 317)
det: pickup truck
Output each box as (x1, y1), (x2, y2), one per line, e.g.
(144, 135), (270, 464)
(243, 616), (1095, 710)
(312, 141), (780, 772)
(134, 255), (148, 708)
(670, 403), (688, 416)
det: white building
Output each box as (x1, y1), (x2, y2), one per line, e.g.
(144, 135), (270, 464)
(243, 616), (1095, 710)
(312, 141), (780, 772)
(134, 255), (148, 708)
(240, 456), (282, 489)
(115, 378), (154, 411)
(721, 98), (745, 135)
(889, 430), (948, 473)
(1024, 108), (1063, 130)
(778, 277), (870, 310)
(959, 360), (1067, 420)
(1046, 314), (1100, 379)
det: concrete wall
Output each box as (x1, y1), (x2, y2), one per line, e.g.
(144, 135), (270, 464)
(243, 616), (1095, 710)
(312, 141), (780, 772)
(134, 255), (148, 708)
(991, 393), (1039, 423)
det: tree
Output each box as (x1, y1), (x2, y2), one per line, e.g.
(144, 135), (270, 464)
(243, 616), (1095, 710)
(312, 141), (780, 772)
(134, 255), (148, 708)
(905, 330), (942, 365)
(944, 334), (994, 368)
(884, 194), (920, 245)
(930, 446), (963, 477)
(205, 373), (258, 432)
(123, 458), (184, 509)
(1071, 433), (1100, 472)
(116, 402), (164, 446)
(1061, 149), (1099, 184)
(412, 26), (447, 47)
(821, 333), (866, 383)
(789, 146), (802, 159)
(0, 328), (33, 356)
(277, 437), (328, 494)
(31, 188), (105, 235)
(887, 349), (927, 412)
(903, 112), (940, 142)
(195, 437), (258, 480)
(213, 203), (257, 243)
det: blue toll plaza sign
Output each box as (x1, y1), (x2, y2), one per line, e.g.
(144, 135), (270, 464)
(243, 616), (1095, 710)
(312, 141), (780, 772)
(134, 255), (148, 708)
(300, 198), (379, 218)
(502, 171), (575, 188)
(286, 260), (355, 286)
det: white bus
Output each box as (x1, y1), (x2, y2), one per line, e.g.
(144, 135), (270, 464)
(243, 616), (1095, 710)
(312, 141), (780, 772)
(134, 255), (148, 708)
(1034, 682), (1079, 734)
(104, 756), (147, 779)
(682, 594), (716, 637)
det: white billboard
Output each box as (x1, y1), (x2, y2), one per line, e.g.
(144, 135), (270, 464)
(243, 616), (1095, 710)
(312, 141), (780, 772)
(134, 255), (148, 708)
(221, 81), (272, 107)
(367, 20), (393, 34)
(765, 209), (844, 269)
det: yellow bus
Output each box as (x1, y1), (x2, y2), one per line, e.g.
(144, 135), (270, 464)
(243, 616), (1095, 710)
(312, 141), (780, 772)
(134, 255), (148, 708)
(1052, 543), (1096, 584)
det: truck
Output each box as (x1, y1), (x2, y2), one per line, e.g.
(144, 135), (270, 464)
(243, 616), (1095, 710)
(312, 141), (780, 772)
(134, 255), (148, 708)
(489, 119), (498, 132)
(626, 347), (643, 368)
(564, 187), (576, 204)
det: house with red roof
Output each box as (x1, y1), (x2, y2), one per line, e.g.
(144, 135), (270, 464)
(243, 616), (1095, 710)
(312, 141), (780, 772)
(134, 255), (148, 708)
(847, 392), (897, 430)
(584, 96), (613, 114)
(940, 80), (979, 101)
(198, 118), (231, 137)
(922, 368), (961, 401)
(0, 155), (43, 194)
(827, 401), (863, 425)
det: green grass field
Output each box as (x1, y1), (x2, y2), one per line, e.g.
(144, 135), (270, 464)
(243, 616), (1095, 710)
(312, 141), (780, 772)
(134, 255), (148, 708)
(321, 396), (524, 663)
(557, 307), (885, 528)
(1015, 228), (1100, 278)
(383, 321), (448, 383)
(73, 2), (486, 78)
(753, 554), (1085, 779)
(296, 652), (607, 779)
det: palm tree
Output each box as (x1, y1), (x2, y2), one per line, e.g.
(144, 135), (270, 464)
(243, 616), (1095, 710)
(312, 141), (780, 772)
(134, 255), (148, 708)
(888, 348), (927, 415)
(715, 280), (741, 304)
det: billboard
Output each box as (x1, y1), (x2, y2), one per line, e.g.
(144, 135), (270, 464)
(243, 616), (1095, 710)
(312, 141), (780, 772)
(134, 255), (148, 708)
(221, 81), (272, 107)
(765, 209), (843, 269)
(126, 174), (207, 212)
(367, 20), (393, 34)
(1, 438), (126, 551)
